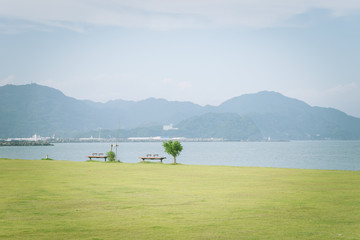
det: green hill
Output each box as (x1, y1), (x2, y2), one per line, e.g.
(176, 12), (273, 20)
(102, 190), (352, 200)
(0, 84), (100, 137)
(175, 112), (261, 140)
(218, 91), (360, 140)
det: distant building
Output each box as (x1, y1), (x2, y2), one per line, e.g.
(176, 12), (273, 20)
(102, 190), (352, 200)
(163, 123), (178, 131)
(128, 136), (163, 141)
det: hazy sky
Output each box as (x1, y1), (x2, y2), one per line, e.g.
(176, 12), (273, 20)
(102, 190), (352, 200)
(1, 0), (360, 117)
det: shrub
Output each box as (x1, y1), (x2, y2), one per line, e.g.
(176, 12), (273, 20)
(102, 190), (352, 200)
(107, 151), (115, 162)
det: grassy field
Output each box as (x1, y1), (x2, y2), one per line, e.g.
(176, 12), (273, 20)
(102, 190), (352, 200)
(0, 159), (359, 240)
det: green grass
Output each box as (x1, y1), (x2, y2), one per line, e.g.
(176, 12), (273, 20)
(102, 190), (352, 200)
(0, 159), (359, 240)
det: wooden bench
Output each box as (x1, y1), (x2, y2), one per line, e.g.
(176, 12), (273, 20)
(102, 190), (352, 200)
(139, 154), (166, 163)
(87, 153), (108, 161)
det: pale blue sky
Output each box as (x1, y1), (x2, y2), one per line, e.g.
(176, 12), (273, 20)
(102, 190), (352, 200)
(1, 1), (360, 117)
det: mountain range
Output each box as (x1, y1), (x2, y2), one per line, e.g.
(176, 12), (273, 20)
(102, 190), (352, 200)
(1, 83), (360, 140)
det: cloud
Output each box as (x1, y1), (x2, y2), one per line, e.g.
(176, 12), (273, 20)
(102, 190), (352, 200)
(178, 81), (192, 90)
(0, 75), (15, 86)
(162, 77), (193, 90)
(162, 78), (175, 84)
(1, 0), (360, 32)
(323, 82), (359, 97)
(318, 82), (360, 117)
(303, 82), (360, 103)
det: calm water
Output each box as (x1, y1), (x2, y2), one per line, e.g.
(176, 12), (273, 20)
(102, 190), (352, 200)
(0, 141), (359, 170)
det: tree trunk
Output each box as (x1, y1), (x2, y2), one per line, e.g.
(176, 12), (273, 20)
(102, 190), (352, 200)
(173, 156), (177, 164)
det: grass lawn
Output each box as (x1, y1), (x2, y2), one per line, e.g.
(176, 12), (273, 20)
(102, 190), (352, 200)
(0, 159), (359, 240)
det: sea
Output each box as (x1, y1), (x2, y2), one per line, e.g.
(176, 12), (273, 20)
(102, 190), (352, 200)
(0, 141), (359, 171)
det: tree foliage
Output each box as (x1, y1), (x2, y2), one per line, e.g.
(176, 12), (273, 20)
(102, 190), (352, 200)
(163, 140), (183, 164)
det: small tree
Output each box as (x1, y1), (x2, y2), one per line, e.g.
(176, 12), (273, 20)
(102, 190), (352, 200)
(163, 140), (183, 164)
(107, 150), (115, 162)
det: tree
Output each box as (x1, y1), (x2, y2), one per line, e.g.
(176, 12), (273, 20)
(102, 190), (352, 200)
(107, 150), (115, 162)
(163, 140), (183, 164)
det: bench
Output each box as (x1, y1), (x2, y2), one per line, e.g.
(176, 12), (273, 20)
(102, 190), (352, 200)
(139, 154), (166, 163)
(87, 153), (108, 161)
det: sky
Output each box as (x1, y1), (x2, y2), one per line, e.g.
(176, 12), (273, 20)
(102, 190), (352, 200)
(1, 0), (360, 117)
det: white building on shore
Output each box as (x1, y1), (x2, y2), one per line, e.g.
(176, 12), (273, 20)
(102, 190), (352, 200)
(163, 123), (178, 131)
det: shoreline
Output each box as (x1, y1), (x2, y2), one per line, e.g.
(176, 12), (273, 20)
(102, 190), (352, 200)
(0, 140), (53, 146)
(1, 158), (358, 172)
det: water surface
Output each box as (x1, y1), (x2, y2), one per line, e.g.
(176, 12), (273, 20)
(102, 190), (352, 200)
(0, 141), (359, 170)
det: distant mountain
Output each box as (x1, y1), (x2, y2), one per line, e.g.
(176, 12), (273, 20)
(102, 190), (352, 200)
(76, 113), (262, 141)
(1, 84), (360, 140)
(102, 97), (206, 128)
(175, 112), (261, 140)
(218, 91), (310, 115)
(217, 91), (360, 140)
(0, 84), (99, 137)
(0, 84), (205, 137)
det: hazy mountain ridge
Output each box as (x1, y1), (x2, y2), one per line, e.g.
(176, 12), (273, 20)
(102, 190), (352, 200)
(1, 84), (360, 140)
(217, 91), (360, 139)
(215, 91), (311, 139)
(218, 91), (311, 115)
(175, 112), (262, 140)
(0, 84), (101, 137)
(75, 112), (262, 140)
